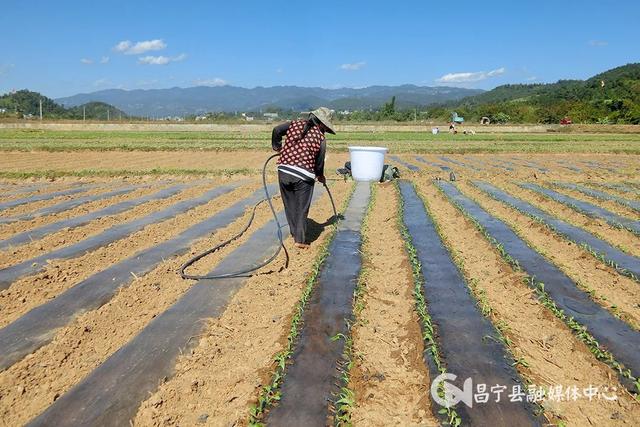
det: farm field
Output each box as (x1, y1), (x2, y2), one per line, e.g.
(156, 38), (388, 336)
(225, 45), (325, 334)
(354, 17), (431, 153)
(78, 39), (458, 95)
(0, 128), (639, 426)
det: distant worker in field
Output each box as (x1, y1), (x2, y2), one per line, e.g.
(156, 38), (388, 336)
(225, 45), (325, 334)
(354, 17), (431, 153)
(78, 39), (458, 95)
(271, 107), (336, 249)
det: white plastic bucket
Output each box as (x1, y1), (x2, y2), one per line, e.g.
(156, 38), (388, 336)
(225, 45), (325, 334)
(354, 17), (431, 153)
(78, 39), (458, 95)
(348, 146), (388, 181)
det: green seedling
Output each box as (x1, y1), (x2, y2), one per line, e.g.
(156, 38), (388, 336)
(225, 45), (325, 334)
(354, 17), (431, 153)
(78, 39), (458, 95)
(247, 183), (356, 425)
(469, 181), (639, 283)
(438, 183), (640, 403)
(396, 182), (462, 427)
(332, 183), (375, 426)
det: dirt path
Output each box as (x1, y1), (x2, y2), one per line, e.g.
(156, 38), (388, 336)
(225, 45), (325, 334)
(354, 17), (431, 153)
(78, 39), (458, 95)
(415, 178), (640, 426)
(349, 183), (437, 426)
(0, 151), (350, 173)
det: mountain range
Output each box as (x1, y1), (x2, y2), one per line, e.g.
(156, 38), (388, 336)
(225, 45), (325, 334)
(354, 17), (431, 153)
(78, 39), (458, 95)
(56, 85), (484, 117)
(5, 63), (638, 123)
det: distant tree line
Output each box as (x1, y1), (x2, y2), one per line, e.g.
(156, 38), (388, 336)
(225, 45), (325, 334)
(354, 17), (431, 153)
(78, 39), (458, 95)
(0, 90), (127, 120)
(340, 63), (640, 124)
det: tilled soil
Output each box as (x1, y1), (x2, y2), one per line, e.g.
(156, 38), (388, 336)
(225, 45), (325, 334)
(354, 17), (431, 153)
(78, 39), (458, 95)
(0, 179), (168, 240)
(133, 182), (352, 426)
(0, 183), (100, 216)
(553, 186), (640, 220)
(589, 183), (640, 200)
(0, 180), (210, 265)
(0, 151), (350, 174)
(458, 180), (640, 329)
(416, 178), (640, 426)
(0, 180), (259, 328)
(1, 150), (639, 426)
(0, 180), (343, 426)
(0, 180), (81, 204)
(390, 153), (639, 183)
(496, 180), (640, 258)
(349, 183), (437, 426)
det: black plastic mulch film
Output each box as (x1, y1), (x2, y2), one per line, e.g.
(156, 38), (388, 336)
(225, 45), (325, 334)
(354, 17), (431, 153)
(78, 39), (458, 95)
(267, 181), (370, 426)
(437, 181), (640, 389)
(399, 180), (540, 426)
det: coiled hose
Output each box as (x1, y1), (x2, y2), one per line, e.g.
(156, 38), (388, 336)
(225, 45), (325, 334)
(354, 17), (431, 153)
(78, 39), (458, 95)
(179, 153), (338, 280)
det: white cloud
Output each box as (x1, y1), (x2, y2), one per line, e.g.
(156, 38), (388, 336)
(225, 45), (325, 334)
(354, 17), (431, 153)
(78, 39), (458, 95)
(138, 53), (186, 65)
(525, 76), (538, 82)
(100, 56), (110, 64)
(113, 40), (132, 52)
(589, 40), (608, 47)
(80, 58), (93, 65)
(114, 39), (167, 55)
(139, 55), (170, 65)
(436, 67), (506, 83)
(340, 61), (366, 71)
(193, 77), (228, 86)
(128, 39), (167, 54)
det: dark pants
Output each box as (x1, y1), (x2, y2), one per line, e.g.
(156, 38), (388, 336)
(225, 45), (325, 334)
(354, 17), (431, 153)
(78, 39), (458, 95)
(278, 171), (315, 244)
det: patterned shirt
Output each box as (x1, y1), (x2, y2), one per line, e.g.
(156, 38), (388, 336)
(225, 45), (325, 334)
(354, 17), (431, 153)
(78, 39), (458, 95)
(272, 120), (326, 181)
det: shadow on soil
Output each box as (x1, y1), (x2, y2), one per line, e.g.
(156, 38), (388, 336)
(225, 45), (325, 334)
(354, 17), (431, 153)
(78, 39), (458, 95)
(306, 214), (343, 244)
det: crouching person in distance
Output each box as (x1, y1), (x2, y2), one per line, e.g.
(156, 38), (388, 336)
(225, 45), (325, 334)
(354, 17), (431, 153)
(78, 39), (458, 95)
(271, 107), (336, 249)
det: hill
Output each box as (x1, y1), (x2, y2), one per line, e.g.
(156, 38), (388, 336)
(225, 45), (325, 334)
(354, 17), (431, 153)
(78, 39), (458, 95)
(0, 90), (67, 118)
(55, 85), (483, 117)
(66, 102), (128, 120)
(453, 63), (640, 124)
(463, 64), (640, 106)
(0, 90), (126, 120)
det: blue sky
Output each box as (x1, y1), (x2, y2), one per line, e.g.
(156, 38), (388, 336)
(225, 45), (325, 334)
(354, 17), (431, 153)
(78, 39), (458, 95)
(1, 0), (638, 98)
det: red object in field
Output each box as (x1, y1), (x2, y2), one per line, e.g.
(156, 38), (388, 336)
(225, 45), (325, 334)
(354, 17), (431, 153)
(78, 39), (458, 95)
(560, 117), (573, 125)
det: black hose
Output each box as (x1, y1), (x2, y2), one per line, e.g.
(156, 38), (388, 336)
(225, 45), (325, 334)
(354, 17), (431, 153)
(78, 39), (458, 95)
(179, 154), (338, 280)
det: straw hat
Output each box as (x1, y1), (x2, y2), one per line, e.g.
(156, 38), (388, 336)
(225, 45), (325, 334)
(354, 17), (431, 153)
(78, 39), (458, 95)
(309, 107), (336, 134)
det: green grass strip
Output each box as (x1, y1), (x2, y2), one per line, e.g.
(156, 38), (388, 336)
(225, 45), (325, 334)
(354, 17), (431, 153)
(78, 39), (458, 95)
(1, 129), (640, 142)
(2, 129), (640, 154)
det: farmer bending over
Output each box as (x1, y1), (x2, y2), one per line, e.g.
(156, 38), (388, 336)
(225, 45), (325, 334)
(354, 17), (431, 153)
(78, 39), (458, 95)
(271, 107), (335, 249)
